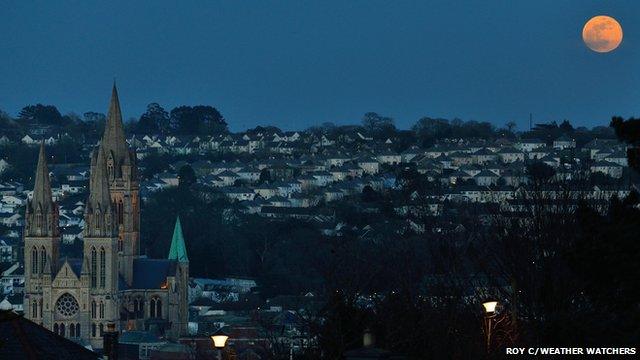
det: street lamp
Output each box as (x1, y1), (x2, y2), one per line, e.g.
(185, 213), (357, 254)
(482, 300), (498, 315)
(482, 300), (498, 353)
(210, 327), (229, 360)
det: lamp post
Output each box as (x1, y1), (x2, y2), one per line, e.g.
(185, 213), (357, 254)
(210, 327), (229, 360)
(482, 300), (498, 353)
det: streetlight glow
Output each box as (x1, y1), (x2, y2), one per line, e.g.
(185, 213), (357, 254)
(210, 327), (229, 349)
(482, 300), (498, 314)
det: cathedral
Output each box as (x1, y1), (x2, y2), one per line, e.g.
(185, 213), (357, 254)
(23, 85), (189, 349)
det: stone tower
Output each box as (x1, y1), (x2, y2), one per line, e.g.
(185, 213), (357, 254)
(101, 83), (140, 286)
(167, 217), (189, 337)
(23, 142), (60, 324)
(83, 144), (120, 346)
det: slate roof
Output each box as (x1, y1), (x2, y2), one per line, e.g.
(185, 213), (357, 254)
(132, 258), (176, 289)
(119, 330), (162, 344)
(0, 309), (99, 359)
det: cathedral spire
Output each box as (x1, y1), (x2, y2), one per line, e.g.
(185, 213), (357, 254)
(101, 82), (129, 173)
(32, 141), (53, 213)
(85, 145), (117, 237)
(88, 145), (112, 213)
(25, 141), (58, 237)
(168, 217), (189, 263)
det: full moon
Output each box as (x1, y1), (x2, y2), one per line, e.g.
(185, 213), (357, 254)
(582, 15), (623, 53)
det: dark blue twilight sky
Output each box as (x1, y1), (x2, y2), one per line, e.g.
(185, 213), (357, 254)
(0, 1), (638, 131)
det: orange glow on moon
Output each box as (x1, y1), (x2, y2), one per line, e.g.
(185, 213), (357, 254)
(582, 15), (623, 53)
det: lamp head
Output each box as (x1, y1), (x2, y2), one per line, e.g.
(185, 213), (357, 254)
(482, 300), (498, 314)
(210, 327), (229, 349)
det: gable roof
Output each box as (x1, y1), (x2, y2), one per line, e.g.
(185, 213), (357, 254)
(0, 309), (99, 359)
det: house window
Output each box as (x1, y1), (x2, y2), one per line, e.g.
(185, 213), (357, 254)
(99, 247), (106, 288)
(31, 247), (38, 274)
(90, 247), (97, 287)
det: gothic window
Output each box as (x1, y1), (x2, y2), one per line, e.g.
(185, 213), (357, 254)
(31, 247), (38, 274)
(149, 299), (155, 318)
(55, 293), (79, 318)
(150, 298), (162, 318)
(70, 323), (75, 337)
(117, 199), (124, 225)
(92, 323), (96, 337)
(99, 301), (105, 319)
(99, 323), (104, 336)
(118, 235), (123, 252)
(76, 323), (81, 337)
(99, 247), (106, 288)
(40, 247), (46, 274)
(60, 323), (65, 337)
(91, 247), (97, 288)
(91, 301), (97, 318)
(54, 323), (58, 334)
(32, 300), (37, 318)
(39, 300), (43, 318)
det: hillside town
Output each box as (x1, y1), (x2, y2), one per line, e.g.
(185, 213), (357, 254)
(1, 114), (637, 358)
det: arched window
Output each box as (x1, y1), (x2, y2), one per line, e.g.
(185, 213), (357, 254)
(91, 301), (97, 318)
(150, 298), (162, 318)
(149, 299), (155, 318)
(32, 300), (37, 318)
(40, 247), (46, 274)
(60, 323), (65, 337)
(70, 323), (75, 337)
(76, 323), (81, 337)
(31, 247), (38, 274)
(92, 323), (96, 337)
(99, 323), (104, 336)
(117, 199), (124, 225)
(38, 299), (43, 318)
(99, 301), (105, 319)
(53, 323), (59, 334)
(99, 247), (106, 288)
(90, 247), (97, 288)
(118, 235), (123, 252)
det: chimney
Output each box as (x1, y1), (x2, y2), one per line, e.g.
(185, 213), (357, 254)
(363, 328), (375, 348)
(103, 322), (119, 360)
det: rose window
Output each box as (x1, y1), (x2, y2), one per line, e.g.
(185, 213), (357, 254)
(55, 293), (79, 318)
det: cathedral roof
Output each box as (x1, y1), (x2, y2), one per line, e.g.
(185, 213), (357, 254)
(132, 258), (176, 289)
(168, 217), (189, 263)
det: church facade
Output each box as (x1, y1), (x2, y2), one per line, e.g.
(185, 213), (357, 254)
(23, 85), (189, 349)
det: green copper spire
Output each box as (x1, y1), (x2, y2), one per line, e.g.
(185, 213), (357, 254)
(168, 216), (189, 263)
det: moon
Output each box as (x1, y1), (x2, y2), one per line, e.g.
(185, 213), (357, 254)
(582, 15), (623, 53)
